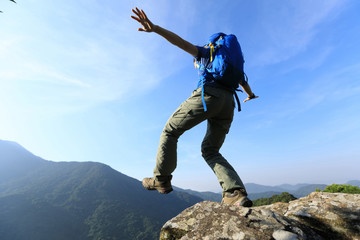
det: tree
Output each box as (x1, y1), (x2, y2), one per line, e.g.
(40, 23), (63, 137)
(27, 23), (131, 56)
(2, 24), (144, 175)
(321, 184), (360, 194)
(253, 192), (297, 207)
(1, 0), (16, 13)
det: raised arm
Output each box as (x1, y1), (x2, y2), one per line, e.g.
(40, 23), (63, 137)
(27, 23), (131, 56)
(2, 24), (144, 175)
(131, 7), (198, 57)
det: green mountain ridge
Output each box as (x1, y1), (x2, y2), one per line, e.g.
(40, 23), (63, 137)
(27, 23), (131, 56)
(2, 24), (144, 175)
(0, 140), (202, 240)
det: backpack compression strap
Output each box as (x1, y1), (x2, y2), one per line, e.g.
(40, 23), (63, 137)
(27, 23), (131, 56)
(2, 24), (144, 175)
(195, 63), (208, 112)
(196, 42), (217, 112)
(209, 43), (215, 62)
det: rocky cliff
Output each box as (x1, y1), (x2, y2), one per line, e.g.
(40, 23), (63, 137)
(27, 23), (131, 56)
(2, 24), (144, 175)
(159, 192), (360, 240)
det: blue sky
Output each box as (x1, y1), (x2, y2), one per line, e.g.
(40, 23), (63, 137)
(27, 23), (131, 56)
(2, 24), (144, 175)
(1, 0), (359, 192)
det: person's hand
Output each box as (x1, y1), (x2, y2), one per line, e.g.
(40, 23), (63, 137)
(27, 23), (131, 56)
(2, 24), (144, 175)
(131, 7), (155, 32)
(243, 94), (259, 103)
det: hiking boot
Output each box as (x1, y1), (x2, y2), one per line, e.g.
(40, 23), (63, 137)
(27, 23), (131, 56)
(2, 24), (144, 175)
(222, 189), (253, 207)
(142, 177), (173, 194)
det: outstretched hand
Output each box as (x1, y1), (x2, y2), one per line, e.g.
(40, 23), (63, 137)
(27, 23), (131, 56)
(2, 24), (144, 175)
(131, 7), (155, 32)
(243, 95), (259, 103)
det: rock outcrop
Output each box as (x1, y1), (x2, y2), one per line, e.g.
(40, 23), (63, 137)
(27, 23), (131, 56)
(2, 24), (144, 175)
(160, 192), (360, 240)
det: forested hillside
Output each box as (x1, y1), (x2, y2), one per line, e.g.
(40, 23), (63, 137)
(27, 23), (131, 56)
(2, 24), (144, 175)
(0, 140), (202, 240)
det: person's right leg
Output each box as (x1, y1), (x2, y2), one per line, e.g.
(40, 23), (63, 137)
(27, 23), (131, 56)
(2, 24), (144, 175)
(143, 88), (209, 193)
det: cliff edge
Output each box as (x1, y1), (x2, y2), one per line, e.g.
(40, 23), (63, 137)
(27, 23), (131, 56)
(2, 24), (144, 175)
(160, 192), (360, 240)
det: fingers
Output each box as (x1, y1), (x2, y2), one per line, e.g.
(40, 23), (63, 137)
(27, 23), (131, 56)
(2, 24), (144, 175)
(131, 8), (145, 31)
(131, 15), (140, 22)
(131, 7), (153, 32)
(141, 9), (148, 20)
(131, 8), (147, 24)
(243, 95), (259, 103)
(131, 7), (140, 16)
(132, 7), (146, 20)
(131, 9), (141, 20)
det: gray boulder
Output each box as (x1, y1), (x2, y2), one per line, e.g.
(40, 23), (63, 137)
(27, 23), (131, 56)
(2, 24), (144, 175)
(160, 192), (360, 240)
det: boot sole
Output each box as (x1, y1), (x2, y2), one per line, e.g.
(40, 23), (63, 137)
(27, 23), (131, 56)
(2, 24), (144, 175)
(158, 188), (173, 194)
(234, 198), (253, 207)
(142, 184), (173, 194)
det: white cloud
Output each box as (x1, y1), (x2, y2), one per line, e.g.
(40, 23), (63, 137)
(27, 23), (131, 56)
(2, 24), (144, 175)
(0, 0), (199, 118)
(245, 61), (360, 134)
(298, 62), (360, 111)
(254, 0), (347, 65)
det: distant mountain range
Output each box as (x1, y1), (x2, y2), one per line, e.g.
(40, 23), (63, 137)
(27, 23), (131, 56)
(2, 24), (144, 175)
(246, 183), (329, 199)
(177, 174), (360, 202)
(0, 140), (358, 240)
(177, 183), (330, 202)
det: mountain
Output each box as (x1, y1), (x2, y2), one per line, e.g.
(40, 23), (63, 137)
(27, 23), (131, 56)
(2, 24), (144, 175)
(248, 191), (283, 200)
(347, 180), (360, 187)
(244, 183), (327, 199)
(1, 139), (358, 239)
(173, 187), (222, 202)
(0, 140), (202, 240)
(174, 182), (332, 202)
(291, 184), (327, 198)
(179, 183), (329, 202)
(245, 183), (288, 193)
(0, 140), (47, 183)
(277, 183), (311, 191)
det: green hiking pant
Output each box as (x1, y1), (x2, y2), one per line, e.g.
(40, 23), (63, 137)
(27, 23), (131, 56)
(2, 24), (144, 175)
(153, 86), (246, 195)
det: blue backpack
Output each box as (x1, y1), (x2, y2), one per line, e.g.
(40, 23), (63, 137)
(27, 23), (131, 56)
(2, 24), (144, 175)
(195, 32), (247, 111)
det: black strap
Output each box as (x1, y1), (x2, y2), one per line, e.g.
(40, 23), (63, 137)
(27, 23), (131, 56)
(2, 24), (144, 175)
(234, 91), (241, 112)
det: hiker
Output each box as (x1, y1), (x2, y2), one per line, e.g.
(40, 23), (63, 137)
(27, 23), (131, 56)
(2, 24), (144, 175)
(131, 7), (258, 207)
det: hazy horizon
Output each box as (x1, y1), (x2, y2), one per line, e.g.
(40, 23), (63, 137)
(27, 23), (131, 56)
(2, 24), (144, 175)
(1, 138), (358, 193)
